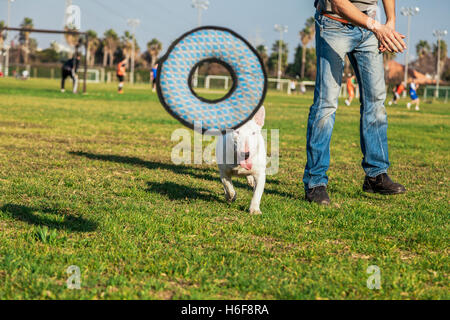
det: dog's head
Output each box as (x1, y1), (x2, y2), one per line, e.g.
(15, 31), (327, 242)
(232, 106), (265, 170)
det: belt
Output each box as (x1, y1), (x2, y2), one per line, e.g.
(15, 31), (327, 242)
(323, 13), (350, 24)
(320, 10), (368, 26)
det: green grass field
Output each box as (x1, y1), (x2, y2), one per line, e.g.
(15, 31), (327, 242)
(0, 78), (448, 299)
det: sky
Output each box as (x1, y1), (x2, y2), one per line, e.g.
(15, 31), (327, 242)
(1, 0), (449, 64)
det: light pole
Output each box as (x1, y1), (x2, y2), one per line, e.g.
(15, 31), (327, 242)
(192, 0), (209, 27)
(274, 24), (288, 90)
(4, 0), (16, 77)
(433, 29), (448, 98)
(127, 18), (140, 84)
(401, 6), (420, 97)
(191, 0), (209, 88)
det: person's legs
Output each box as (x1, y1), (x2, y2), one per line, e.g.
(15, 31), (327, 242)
(347, 88), (355, 105)
(303, 15), (355, 190)
(414, 98), (420, 110)
(61, 68), (69, 92)
(390, 92), (399, 105)
(347, 31), (390, 178)
(118, 75), (124, 93)
(345, 88), (352, 106)
(71, 70), (78, 94)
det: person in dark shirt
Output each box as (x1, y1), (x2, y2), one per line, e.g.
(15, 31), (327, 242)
(117, 58), (127, 94)
(61, 55), (80, 93)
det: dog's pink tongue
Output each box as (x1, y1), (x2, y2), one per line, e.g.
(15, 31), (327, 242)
(240, 159), (252, 170)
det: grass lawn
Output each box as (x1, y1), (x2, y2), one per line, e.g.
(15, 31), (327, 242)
(0, 78), (448, 299)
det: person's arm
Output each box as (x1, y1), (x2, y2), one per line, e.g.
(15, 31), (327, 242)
(330, 0), (406, 53)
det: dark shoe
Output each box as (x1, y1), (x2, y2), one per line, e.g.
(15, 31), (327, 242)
(305, 186), (331, 205)
(363, 173), (406, 195)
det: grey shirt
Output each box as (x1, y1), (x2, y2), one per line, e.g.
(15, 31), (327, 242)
(317, 0), (379, 13)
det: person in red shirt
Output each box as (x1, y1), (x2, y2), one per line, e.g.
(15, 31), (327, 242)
(388, 82), (405, 106)
(117, 58), (127, 94)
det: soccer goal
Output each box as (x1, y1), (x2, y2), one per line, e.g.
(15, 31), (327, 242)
(2, 26), (89, 93)
(78, 69), (101, 83)
(423, 85), (450, 102)
(204, 75), (231, 90)
(268, 78), (292, 94)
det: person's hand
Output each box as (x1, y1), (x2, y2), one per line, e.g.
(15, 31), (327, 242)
(368, 18), (406, 53)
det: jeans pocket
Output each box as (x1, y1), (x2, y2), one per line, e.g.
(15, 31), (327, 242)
(320, 16), (346, 31)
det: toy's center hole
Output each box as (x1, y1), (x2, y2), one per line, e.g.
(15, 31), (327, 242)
(189, 60), (236, 103)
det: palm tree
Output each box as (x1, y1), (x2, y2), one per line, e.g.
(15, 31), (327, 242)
(416, 40), (431, 59)
(64, 25), (80, 54)
(433, 40), (448, 61)
(19, 17), (33, 64)
(103, 29), (118, 67)
(85, 30), (99, 66)
(299, 17), (315, 79)
(147, 38), (162, 70)
(0, 21), (5, 50)
(256, 45), (269, 73)
(433, 40), (448, 77)
(121, 31), (133, 62)
(268, 40), (288, 77)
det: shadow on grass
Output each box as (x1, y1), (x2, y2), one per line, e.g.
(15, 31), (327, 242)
(0, 204), (97, 232)
(146, 181), (223, 202)
(68, 151), (294, 199)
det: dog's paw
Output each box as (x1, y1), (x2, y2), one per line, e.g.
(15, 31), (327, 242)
(246, 176), (256, 189)
(225, 192), (237, 203)
(249, 208), (262, 215)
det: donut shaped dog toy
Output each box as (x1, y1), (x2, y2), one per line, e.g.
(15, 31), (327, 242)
(157, 26), (267, 134)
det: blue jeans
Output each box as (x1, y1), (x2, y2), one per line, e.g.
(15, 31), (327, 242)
(303, 13), (390, 190)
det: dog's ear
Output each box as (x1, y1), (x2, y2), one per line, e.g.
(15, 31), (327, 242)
(254, 106), (265, 127)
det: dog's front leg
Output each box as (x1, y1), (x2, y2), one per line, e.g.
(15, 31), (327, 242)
(249, 172), (265, 215)
(220, 170), (237, 203)
(246, 175), (256, 189)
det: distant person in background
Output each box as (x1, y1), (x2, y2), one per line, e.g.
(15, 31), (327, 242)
(344, 74), (357, 106)
(21, 70), (30, 80)
(290, 80), (297, 95)
(300, 82), (307, 94)
(0, 71), (4, 77)
(61, 55), (80, 93)
(151, 63), (158, 92)
(407, 80), (420, 111)
(388, 81), (406, 106)
(117, 58), (127, 94)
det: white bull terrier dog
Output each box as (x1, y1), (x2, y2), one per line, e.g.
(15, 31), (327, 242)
(216, 107), (266, 215)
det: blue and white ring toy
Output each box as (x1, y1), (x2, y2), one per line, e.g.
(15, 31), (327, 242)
(157, 26), (267, 134)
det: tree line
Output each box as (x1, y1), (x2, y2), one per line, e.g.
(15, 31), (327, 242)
(0, 17), (449, 82)
(0, 18), (163, 71)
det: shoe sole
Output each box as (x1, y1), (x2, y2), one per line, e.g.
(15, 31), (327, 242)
(305, 197), (331, 206)
(363, 187), (406, 195)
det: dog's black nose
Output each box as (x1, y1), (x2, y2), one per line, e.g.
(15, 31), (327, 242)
(241, 152), (250, 160)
